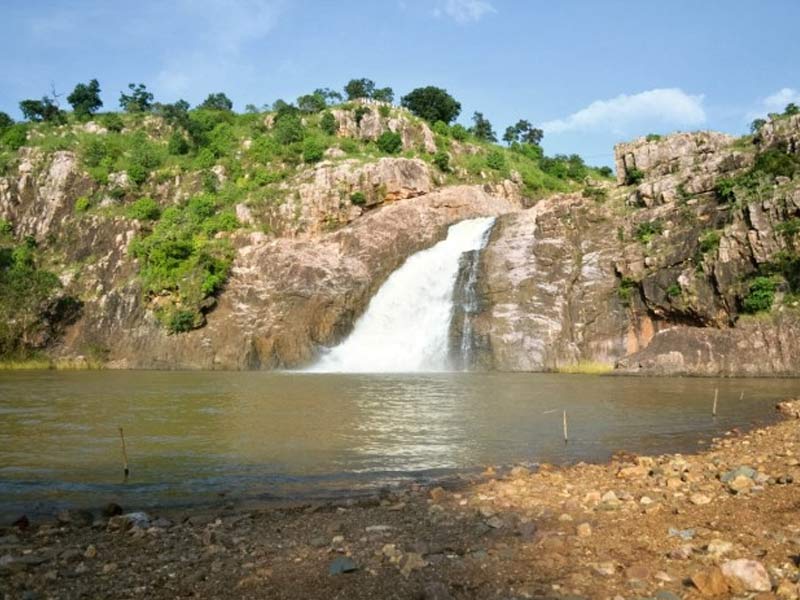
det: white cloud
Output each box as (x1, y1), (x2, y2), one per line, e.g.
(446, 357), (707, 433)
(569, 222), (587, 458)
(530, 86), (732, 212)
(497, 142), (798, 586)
(744, 87), (800, 122)
(541, 88), (707, 135)
(762, 87), (800, 112)
(435, 0), (496, 23)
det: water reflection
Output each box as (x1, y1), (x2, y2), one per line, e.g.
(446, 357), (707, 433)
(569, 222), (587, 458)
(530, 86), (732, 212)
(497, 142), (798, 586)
(0, 371), (796, 517)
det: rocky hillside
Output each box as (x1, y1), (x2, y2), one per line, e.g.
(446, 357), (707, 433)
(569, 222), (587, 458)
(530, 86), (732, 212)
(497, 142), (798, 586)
(466, 111), (800, 376)
(0, 97), (597, 368)
(1, 96), (798, 374)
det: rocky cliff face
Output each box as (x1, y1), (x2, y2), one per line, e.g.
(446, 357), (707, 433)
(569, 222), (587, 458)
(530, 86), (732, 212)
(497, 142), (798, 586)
(469, 116), (800, 376)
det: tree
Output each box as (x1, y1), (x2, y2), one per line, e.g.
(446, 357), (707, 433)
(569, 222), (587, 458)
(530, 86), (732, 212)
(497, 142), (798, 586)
(244, 104), (260, 114)
(750, 118), (767, 134)
(199, 92), (233, 111)
(313, 88), (343, 105)
(785, 103), (800, 116)
(400, 87), (461, 124)
(344, 78), (376, 100)
(67, 79), (102, 119)
(376, 131), (402, 154)
(470, 112), (496, 142)
(157, 100), (191, 129)
(297, 92), (327, 114)
(372, 87), (395, 104)
(119, 83), (154, 113)
(503, 119), (543, 146)
(0, 112), (12, 132)
(19, 97), (64, 123)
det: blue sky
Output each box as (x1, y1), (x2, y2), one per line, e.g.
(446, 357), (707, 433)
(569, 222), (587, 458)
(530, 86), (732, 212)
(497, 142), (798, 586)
(1, 0), (798, 166)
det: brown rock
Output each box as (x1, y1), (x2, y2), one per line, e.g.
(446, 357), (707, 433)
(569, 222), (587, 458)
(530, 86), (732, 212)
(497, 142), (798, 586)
(692, 566), (730, 597)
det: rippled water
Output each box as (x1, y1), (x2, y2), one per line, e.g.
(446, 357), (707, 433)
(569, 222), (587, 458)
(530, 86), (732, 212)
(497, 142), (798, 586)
(0, 371), (796, 518)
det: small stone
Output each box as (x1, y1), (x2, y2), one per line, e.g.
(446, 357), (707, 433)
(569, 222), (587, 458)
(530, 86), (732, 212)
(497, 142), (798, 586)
(310, 537), (327, 548)
(721, 466), (756, 483)
(721, 559), (771, 592)
(601, 491), (618, 503)
(592, 561), (616, 576)
(400, 552), (427, 577)
(706, 539), (733, 557)
(101, 563), (117, 574)
(429, 487), (447, 502)
(692, 567), (730, 597)
(510, 466), (530, 478)
(84, 545), (97, 559)
(486, 516), (503, 529)
(74, 562), (87, 575)
(668, 544), (694, 560)
(640, 496), (654, 505)
(329, 556), (358, 575)
(690, 493), (712, 506)
(729, 475), (754, 493)
(625, 564), (650, 582)
(558, 513), (573, 522)
(12, 515), (30, 531)
(668, 527), (695, 540)
(576, 523), (592, 538)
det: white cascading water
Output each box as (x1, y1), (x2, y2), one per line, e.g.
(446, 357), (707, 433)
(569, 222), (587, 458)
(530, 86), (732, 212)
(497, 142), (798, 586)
(309, 217), (496, 373)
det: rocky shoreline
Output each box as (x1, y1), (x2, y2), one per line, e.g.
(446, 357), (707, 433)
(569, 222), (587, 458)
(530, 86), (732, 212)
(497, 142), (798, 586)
(2, 400), (800, 599)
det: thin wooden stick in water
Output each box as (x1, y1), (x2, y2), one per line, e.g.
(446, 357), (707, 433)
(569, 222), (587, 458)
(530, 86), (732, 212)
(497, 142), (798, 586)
(563, 410), (569, 444)
(739, 391), (744, 401)
(712, 388), (718, 417)
(119, 427), (129, 479)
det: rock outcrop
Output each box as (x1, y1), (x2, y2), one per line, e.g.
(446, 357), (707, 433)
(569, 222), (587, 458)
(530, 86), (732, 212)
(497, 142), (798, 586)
(468, 116), (800, 376)
(63, 186), (518, 369)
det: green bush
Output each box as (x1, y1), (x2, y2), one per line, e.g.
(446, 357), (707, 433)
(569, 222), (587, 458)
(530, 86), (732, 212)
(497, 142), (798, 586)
(101, 113), (124, 132)
(166, 309), (197, 334)
(618, 277), (638, 305)
(354, 106), (370, 126)
(400, 86), (461, 124)
(450, 124), (468, 141)
(582, 185), (607, 202)
(1, 124), (28, 150)
(376, 131), (402, 154)
(625, 167), (645, 185)
(0, 219), (11, 236)
(74, 196), (91, 214)
(320, 111), (338, 135)
(167, 131), (190, 155)
(635, 220), (663, 243)
(129, 193), (238, 332)
(378, 105), (391, 118)
(714, 178), (737, 202)
(741, 276), (778, 313)
(127, 197), (161, 221)
(752, 149), (798, 179)
(273, 114), (305, 145)
(645, 133), (662, 142)
(302, 138), (325, 163)
(486, 149), (506, 171)
(350, 191), (366, 206)
(666, 283), (681, 298)
(699, 229), (721, 254)
(433, 150), (450, 172)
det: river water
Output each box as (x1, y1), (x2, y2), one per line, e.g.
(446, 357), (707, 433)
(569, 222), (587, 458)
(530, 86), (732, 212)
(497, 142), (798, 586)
(0, 371), (796, 518)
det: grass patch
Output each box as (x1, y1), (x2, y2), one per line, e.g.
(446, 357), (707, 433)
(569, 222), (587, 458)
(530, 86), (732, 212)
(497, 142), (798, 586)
(556, 361), (615, 375)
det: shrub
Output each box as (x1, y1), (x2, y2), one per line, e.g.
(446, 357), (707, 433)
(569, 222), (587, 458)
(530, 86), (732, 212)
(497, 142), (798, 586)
(432, 121), (450, 136)
(74, 196), (91, 214)
(785, 103), (800, 116)
(0, 112), (12, 132)
(378, 105), (391, 118)
(645, 133), (662, 142)
(0, 219), (11, 236)
(127, 197), (161, 221)
(699, 229), (722, 254)
(741, 276), (778, 313)
(625, 167), (645, 185)
(400, 86), (461, 124)
(168, 131), (190, 155)
(486, 149), (506, 171)
(776, 218), (800, 239)
(450, 124), (468, 141)
(582, 185), (607, 202)
(634, 220), (663, 243)
(1, 124), (28, 150)
(752, 149), (798, 179)
(350, 191), (366, 206)
(597, 166), (613, 178)
(302, 137), (325, 163)
(666, 283), (681, 298)
(714, 177), (737, 202)
(101, 113), (124, 133)
(376, 131), (403, 154)
(354, 106), (370, 126)
(433, 150), (450, 172)
(320, 111), (338, 135)
(618, 277), (638, 305)
(273, 114), (305, 144)
(297, 93), (327, 114)
(166, 309), (197, 334)
(750, 118), (767, 134)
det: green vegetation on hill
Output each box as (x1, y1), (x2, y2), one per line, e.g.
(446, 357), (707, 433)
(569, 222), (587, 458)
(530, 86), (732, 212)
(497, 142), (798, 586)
(0, 77), (612, 336)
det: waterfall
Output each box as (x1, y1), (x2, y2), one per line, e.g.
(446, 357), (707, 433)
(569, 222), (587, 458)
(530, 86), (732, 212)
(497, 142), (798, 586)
(308, 217), (496, 373)
(448, 242), (489, 371)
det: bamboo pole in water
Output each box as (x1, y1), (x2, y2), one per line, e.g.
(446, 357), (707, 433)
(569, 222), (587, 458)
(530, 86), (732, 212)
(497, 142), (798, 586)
(119, 427), (129, 479)
(712, 388), (718, 417)
(563, 410), (569, 444)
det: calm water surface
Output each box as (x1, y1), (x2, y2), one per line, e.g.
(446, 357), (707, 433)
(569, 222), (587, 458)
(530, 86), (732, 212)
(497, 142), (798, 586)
(0, 371), (797, 518)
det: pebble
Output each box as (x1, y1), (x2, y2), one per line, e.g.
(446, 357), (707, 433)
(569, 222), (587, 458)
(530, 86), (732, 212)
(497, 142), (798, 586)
(83, 545), (97, 559)
(721, 559), (771, 592)
(668, 527), (695, 540)
(576, 523), (592, 538)
(729, 475), (754, 494)
(690, 493), (712, 506)
(706, 539), (733, 557)
(592, 562), (616, 576)
(329, 556), (358, 575)
(400, 552), (427, 577)
(691, 566), (729, 597)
